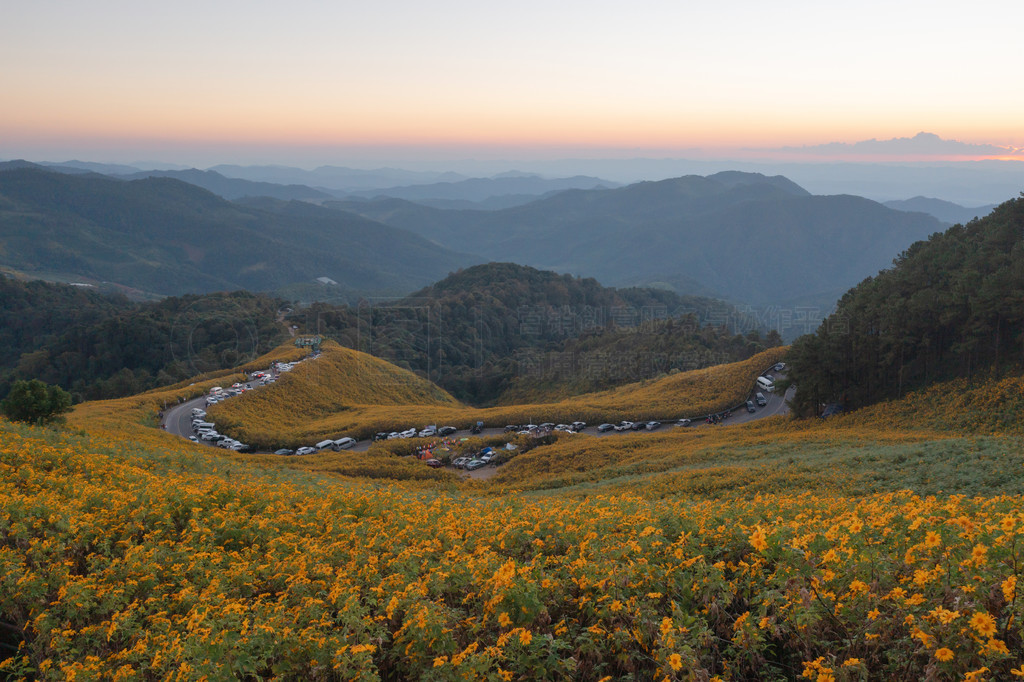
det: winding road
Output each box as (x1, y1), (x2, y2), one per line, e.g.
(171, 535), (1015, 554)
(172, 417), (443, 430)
(162, 364), (794, 457)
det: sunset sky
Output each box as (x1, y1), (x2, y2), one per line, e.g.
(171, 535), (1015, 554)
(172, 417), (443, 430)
(2, 0), (1022, 167)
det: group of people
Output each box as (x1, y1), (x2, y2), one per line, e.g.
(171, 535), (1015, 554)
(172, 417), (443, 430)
(705, 410), (731, 425)
(414, 437), (459, 460)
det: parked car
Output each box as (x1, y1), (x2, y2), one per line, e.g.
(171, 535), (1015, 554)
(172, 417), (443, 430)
(676, 418), (691, 427)
(746, 400), (756, 413)
(614, 421), (633, 432)
(598, 423), (616, 432)
(274, 448), (295, 456)
(425, 458), (442, 468)
(438, 426), (458, 436)
(629, 421), (645, 431)
(571, 421), (587, 431)
(295, 446), (316, 456)
(465, 459), (486, 471)
(775, 362), (786, 372)
(399, 428), (416, 438)
(504, 425), (519, 433)
(453, 457), (470, 469)
(756, 392), (767, 406)
(188, 435), (198, 442)
(418, 425), (437, 438)
(373, 432), (389, 442)
(333, 437), (357, 450)
(646, 421), (661, 430)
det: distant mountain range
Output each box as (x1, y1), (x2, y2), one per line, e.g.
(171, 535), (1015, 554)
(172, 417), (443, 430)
(0, 165), (475, 297)
(115, 168), (334, 202)
(339, 174), (619, 208)
(208, 164), (468, 192)
(331, 171), (946, 315)
(0, 161), (963, 327)
(882, 196), (996, 224)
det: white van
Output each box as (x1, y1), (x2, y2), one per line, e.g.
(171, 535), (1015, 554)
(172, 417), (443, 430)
(333, 437), (357, 450)
(315, 439), (336, 452)
(756, 376), (775, 392)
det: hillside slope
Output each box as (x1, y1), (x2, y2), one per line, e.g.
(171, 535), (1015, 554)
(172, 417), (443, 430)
(207, 341), (463, 445)
(0, 166), (477, 296)
(788, 193), (1024, 414)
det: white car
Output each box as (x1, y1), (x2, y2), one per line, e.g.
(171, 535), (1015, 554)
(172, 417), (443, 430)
(295, 446), (316, 456)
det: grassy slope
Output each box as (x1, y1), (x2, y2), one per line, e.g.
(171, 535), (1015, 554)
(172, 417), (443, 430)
(208, 341), (787, 448)
(489, 370), (1024, 498)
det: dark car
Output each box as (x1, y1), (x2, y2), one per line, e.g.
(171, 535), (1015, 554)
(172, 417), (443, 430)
(746, 400), (756, 413)
(425, 458), (443, 468)
(373, 432), (389, 441)
(571, 421), (586, 431)
(598, 423), (616, 432)
(274, 448), (295, 456)
(438, 426), (458, 436)
(755, 392), (767, 406)
(504, 425), (519, 433)
(629, 421), (645, 430)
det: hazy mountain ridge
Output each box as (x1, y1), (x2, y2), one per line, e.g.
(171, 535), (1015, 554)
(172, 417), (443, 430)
(115, 168), (335, 202)
(0, 167), (478, 297)
(882, 196), (996, 224)
(342, 173), (619, 204)
(331, 171), (944, 314)
(209, 164), (469, 192)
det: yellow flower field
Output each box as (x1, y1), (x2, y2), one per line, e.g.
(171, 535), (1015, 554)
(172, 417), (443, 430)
(4, 342), (1024, 679)
(2, 418), (1023, 679)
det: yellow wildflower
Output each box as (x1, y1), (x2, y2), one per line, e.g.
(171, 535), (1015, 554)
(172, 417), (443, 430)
(969, 611), (997, 638)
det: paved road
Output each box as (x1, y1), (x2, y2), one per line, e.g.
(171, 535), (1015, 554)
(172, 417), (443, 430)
(164, 363), (792, 463)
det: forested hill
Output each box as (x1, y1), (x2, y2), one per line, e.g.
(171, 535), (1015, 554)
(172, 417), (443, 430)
(1, 263), (772, 405)
(292, 263), (779, 404)
(0, 275), (288, 400)
(787, 193), (1024, 415)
